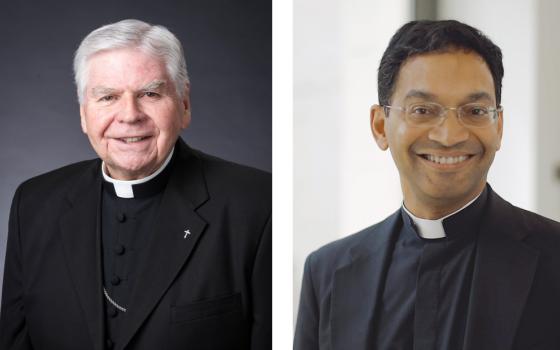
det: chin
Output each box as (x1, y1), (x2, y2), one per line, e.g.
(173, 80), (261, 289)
(425, 182), (481, 203)
(108, 159), (154, 177)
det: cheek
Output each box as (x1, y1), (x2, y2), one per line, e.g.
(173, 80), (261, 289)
(84, 112), (112, 140)
(151, 110), (183, 136)
(394, 125), (411, 149)
(479, 132), (501, 155)
(389, 125), (420, 160)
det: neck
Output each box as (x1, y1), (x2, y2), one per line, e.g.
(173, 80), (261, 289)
(104, 165), (157, 181)
(102, 148), (174, 184)
(403, 184), (486, 220)
(101, 147), (175, 199)
(104, 150), (175, 181)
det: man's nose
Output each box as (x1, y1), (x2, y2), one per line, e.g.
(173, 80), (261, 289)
(428, 110), (469, 146)
(117, 94), (144, 123)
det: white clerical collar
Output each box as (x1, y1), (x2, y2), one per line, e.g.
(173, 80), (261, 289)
(402, 191), (483, 239)
(101, 147), (174, 199)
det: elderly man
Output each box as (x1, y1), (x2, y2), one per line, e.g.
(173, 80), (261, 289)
(294, 20), (560, 350)
(0, 19), (271, 349)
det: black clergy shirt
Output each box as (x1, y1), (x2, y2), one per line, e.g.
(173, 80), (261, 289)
(100, 155), (174, 349)
(373, 188), (488, 350)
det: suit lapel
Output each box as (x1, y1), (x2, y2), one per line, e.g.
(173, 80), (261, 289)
(463, 188), (540, 350)
(59, 161), (105, 350)
(331, 211), (401, 350)
(118, 141), (209, 349)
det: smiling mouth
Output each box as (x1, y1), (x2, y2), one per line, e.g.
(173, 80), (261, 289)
(420, 154), (473, 165)
(118, 136), (150, 143)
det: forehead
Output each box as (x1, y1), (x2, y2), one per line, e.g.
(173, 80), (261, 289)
(85, 48), (169, 89)
(392, 51), (496, 103)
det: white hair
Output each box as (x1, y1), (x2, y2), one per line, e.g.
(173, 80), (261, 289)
(73, 19), (189, 104)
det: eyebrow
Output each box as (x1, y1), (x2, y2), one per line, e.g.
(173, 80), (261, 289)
(403, 90), (495, 104)
(90, 86), (119, 97)
(403, 90), (438, 101)
(89, 80), (167, 98)
(462, 91), (494, 103)
(140, 80), (166, 92)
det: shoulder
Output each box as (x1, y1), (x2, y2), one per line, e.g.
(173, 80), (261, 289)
(305, 213), (396, 276)
(489, 188), (560, 242)
(511, 205), (560, 252)
(14, 159), (98, 204)
(498, 202), (560, 298)
(488, 189), (560, 263)
(516, 205), (560, 234)
(189, 147), (271, 205)
(298, 212), (397, 303)
(193, 149), (270, 184)
(307, 227), (373, 268)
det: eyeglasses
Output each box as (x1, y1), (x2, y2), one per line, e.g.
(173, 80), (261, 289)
(382, 102), (503, 128)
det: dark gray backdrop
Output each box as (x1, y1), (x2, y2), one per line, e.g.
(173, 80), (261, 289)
(0, 0), (271, 287)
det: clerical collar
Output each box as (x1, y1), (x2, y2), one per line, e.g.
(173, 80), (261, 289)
(402, 188), (485, 239)
(101, 147), (174, 199)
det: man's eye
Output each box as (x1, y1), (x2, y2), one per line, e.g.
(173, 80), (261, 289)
(469, 106), (488, 116)
(412, 107), (428, 114)
(99, 95), (115, 102)
(143, 92), (160, 98)
(461, 105), (490, 117)
(410, 106), (436, 115)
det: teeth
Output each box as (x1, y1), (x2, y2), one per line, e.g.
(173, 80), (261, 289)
(122, 137), (145, 143)
(425, 155), (469, 164)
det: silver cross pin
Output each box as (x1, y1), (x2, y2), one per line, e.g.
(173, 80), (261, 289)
(184, 229), (191, 239)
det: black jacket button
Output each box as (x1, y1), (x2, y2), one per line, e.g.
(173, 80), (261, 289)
(114, 244), (125, 255)
(110, 275), (121, 286)
(116, 213), (126, 222)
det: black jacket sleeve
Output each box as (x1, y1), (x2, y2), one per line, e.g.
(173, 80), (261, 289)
(0, 185), (34, 349)
(294, 253), (320, 350)
(250, 215), (272, 349)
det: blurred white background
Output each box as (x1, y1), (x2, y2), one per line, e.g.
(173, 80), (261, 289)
(294, 0), (560, 322)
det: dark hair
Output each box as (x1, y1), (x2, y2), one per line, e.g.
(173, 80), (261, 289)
(378, 20), (504, 106)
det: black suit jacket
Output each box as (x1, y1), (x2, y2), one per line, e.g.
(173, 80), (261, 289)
(0, 139), (271, 350)
(295, 185), (560, 350)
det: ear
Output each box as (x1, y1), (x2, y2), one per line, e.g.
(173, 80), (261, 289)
(180, 83), (191, 129)
(80, 105), (88, 134)
(370, 104), (389, 150)
(495, 109), (503, 150)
